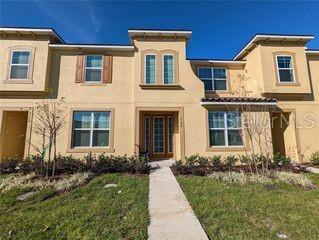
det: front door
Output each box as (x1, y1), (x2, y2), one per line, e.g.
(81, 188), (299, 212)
(143, 114), (173, 160)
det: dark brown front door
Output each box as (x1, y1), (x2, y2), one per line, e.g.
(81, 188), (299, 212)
(143, 114), (173, 160)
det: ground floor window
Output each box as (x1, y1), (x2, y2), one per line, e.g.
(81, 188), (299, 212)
(208, 111), (243, 147)
(72, 111), (110, 148)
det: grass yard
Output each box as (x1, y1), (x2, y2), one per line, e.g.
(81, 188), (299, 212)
(0, 174), (149, 240)
(177, 175), (319, 240)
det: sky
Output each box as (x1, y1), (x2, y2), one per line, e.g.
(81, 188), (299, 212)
(1, 1), (319, 59)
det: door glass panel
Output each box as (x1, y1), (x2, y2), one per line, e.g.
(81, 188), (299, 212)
(145, 116), (150, 151)
(153, 117), (164, 153)
(168, 116), (173, 153)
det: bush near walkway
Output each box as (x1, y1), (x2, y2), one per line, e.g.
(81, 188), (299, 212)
(171, 153), (308, 176)
(0, 153), (150, 176)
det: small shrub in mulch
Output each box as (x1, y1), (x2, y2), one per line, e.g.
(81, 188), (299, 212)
(0, 154), (150, 177)
(310, 151), (319, 166)
(171, 153), (309, 176)
(0, 157), (20, 174)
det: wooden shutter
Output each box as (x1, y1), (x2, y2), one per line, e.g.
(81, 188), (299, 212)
(75, 55), (84, 83)
(102, 55), (113, 83)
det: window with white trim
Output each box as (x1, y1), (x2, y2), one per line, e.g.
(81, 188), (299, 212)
(145, 54), (156, 84)
(276, 56), (295, 83)
(208, 112), (243, 147)
(9, 50), (30, 79)
(85, 55), (103, 82)
(163, 54), (174, 84)
(72, 111), (110, 148)
(198, 67), (227, 91)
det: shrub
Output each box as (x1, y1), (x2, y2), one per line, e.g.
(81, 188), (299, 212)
(0, 157), (20, 174)
(211, 155), (222, 168)
(171, 155), (211, 176)
(273, 152), (291, 166)
(82, 154), (150, 175)
(310, 151), (319, 166)
(224, 155), (238, 170)
(239, 155), (251, 165)
(20, 155), (44, 174)
(275, 172), (314, 188)
(54, 154), (85, 174)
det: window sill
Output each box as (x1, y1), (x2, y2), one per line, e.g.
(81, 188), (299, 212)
(80, 82), (107, 86)
(205, 90), (229, 94)
(66, 147), (115, 153)
(276, 82), (301, 87)
(139, 84), (184, 90)
(4, 79), (33, 84)
(206, 147), (247, 152)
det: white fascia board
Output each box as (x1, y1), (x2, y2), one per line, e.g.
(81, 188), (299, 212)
(208, 60), (246, 64)
(234, 34), (315, 60)
(189, 60), (246, 65)
(0, 27), (53, 32)
(201, 101), (277, 106)
(306, 50), (319, 55)
(49, 44), (135, 51)
(0, 27), (65, 43)
(128, 29), (192, 35)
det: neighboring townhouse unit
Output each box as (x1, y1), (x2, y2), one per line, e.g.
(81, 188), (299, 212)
(0, 27), (318, 162)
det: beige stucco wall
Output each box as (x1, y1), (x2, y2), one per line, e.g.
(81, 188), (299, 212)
(260, 44), (311, 94)
(0, 38), (50, 93)
(1, 35), (319, 162)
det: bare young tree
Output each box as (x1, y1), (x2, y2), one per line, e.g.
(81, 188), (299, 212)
(227, 72), (275, 174)
(32, 97), (68, 177)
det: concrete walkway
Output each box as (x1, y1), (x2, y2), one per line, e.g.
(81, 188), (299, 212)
(148, 160), (208, 240)
(305, 166), (319, 174)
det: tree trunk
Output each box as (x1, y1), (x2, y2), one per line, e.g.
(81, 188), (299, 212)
(52, 133), (57, 177)
(46, 136), (52, 178)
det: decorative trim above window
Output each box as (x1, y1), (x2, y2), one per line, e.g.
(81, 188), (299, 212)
(5, 46), (35, 83)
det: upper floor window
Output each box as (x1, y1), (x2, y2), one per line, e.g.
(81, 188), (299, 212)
(72, 111), (110, 148)
(9, 50), (30, 80)
(198, 67), (227, 91)
(208, 112), (243, 147)
(85, 55), (103, 82)
(163, 54), (174, 84)
(276, 56), (295, 83)
(145, 54), (156, 84)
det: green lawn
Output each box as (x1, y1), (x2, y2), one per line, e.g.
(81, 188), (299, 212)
(177, 175), (319, 240)
(0, 174), (149, 240)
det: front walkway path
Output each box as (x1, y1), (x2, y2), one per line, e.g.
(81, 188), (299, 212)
(306, 166), (319, 174)
(148, 160), (208, 240)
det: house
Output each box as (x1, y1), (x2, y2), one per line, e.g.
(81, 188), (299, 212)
(0, 27), (318, 162)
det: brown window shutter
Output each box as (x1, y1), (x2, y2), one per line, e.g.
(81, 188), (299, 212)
(102, 55), (113, 83)
(75, 55), (85, 83)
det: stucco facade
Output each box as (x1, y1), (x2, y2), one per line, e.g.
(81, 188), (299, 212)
(0, 28), (318, 162)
